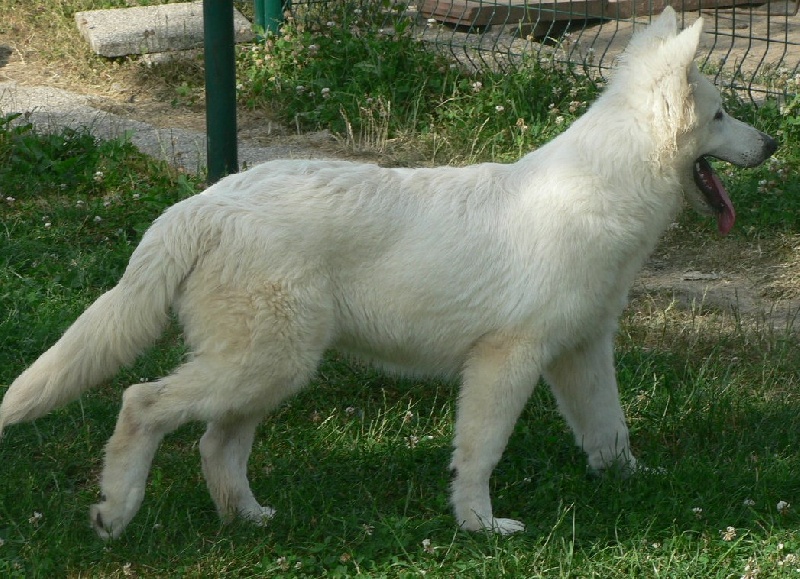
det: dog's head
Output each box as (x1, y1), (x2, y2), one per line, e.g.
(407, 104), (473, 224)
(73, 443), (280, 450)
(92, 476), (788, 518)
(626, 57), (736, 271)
(615, 7), (778, 235)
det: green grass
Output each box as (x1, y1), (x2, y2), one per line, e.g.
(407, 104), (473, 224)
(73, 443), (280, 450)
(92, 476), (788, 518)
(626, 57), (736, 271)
(1, 122), (800, 578)
(2, 0), (800, 577)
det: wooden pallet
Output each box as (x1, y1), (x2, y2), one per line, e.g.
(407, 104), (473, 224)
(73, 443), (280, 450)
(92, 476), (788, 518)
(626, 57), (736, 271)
(417, 0), (758, 27)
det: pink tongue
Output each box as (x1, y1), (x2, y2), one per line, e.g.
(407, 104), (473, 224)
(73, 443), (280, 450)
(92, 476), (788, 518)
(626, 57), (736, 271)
(698, 161), (736, 235)
(709, 170), (735, 235)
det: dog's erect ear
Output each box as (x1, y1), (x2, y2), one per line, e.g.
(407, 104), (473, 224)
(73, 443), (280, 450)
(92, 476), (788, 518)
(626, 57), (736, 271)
(643, 6), (679, 42)
(662, 16), (703, 71)
(612, 10), (706, 154)
(624, 6), (679, 55)
(646, 16), (704, 143)
(623, 7), (702, 64)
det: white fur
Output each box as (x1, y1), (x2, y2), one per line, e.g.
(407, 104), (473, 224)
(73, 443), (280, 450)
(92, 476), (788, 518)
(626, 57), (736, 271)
(0, 7), (777, 539)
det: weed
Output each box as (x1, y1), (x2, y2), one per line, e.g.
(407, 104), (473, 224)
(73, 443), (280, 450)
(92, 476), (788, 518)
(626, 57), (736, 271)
(237, 1), (598, 162)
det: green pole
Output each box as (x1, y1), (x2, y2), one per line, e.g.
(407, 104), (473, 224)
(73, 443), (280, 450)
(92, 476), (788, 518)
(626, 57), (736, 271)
(203, 0), (238, 184)
(254, 0), (286, 35)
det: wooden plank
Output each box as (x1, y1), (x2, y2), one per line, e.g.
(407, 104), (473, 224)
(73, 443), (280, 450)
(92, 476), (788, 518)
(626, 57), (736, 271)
(417, 0), (513, 26)
(418, 0), (605, 25)
(417, 0), (762, 26)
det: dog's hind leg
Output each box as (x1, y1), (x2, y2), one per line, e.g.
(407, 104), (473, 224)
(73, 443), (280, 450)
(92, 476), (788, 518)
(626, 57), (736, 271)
(450, 333), (540, 535)
(89, 278), (333, 539)
(90, 348), (324, 539)
(89, 371), (197, 540)
(199, 416), (275, 524)
(89, 357), (258, 539)
(543, 333), (636, 474)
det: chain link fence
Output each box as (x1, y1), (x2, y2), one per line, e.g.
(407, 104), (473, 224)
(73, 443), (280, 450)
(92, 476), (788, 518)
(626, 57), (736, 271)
(290, 0), (799, 101)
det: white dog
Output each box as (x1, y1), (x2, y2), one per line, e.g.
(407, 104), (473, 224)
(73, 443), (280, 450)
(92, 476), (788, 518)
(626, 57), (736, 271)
(0, 7), (776, 539)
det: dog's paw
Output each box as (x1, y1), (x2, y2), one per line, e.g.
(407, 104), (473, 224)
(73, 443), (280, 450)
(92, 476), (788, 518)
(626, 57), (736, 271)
(460, 515), (526, 535)
(489, 517), (526, 535)
(587, 452), (638, 479)
(90, 502), (128, 540)
(239, 504), (276, 526)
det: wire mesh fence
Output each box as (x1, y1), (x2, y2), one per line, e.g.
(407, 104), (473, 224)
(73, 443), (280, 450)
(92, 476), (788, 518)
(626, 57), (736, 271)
(288, 0), (799, 101)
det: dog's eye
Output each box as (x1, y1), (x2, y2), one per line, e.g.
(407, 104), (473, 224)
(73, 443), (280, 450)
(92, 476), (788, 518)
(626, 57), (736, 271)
(714, 110), (724, 121)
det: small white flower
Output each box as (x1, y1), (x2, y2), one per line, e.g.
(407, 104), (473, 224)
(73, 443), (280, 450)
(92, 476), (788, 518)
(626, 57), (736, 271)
(692, 507), (703, 519)
(28, 511), (42, 525)
(345, 406), (356, 415)
(361, 523), (374, 536)
(94, 215), (103, 223)
(132, 193), (140, 200)
(777, 500), (791, 514)
(721, 526), (736, 541)
(276, 556), (289, 571)
(405, 435), (420, 448)
(743, 498), (756, 507)
(5, 196), (15, 202)
(495, 105), (505, 112)
(321, 87), (331, 99)
(555, 115), (565, 125)
(93, 171), (104, 182)
(471, 81), (483, 92)
(422, 538), (435, 554)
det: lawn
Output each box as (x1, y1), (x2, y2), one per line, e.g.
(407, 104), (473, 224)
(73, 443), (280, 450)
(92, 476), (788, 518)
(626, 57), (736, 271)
(1, 1), (800, 577)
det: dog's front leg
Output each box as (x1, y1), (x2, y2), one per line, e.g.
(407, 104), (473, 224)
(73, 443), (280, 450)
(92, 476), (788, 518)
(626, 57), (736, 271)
(450, 333), (540, 535)
(200, 416), (275, 524)
(543, 332), (636, 474)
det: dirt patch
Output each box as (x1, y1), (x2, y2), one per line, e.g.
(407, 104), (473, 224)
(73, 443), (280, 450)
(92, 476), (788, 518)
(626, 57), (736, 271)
(636, 226), (800, 331)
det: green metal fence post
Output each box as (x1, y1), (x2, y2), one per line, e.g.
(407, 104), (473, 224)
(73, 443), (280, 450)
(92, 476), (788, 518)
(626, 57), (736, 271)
(204, 0), (238, 184)
(254, 0), (286, 35)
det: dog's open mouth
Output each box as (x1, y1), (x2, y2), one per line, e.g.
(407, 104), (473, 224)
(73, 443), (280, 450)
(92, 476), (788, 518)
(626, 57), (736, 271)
(693, 156), (735, 235)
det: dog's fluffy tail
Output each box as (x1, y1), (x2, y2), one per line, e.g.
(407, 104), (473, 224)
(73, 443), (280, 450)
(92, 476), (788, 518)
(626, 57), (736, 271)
(0, 205), (208, 437)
